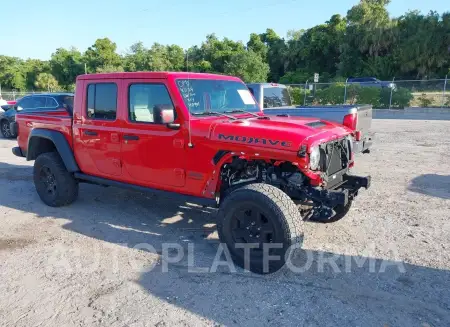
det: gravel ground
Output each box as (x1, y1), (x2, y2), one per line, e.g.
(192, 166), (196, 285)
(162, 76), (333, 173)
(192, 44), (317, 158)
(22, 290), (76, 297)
(0, 114), (449, 327)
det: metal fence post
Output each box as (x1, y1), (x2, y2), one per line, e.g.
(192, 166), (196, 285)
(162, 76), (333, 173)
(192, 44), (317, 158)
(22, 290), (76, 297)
(388, 77), (395, 110)
(343, 78), (349, 104)
(303, 80), (308, 106)
(442, 75), (448, 108)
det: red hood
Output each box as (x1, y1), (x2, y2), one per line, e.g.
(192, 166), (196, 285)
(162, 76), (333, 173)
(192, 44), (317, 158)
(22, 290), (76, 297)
(193, 115), (352, 152)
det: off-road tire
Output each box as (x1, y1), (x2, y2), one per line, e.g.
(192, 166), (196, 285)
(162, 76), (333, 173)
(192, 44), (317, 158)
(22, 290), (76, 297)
(33, 152), (79, 207)
(217, 183), (304, 274)
(324, 199), (353, 223)
(1, 120), (14, 138)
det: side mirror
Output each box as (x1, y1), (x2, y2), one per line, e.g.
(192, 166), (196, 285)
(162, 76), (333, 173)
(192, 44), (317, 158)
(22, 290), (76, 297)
(1, 105), (9, 111)
(161, 108), (175, 124)
(153, 105), (179, 129)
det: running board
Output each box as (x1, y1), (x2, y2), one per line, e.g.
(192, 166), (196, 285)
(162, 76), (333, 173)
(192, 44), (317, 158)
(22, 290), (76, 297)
(74, 173), (217, 207)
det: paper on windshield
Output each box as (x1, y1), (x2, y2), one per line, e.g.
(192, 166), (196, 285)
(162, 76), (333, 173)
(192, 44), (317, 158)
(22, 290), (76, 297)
(237, 89), (256, 105)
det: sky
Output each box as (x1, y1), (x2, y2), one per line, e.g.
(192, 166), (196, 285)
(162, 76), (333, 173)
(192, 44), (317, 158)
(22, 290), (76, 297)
(1, 0), (448, 60)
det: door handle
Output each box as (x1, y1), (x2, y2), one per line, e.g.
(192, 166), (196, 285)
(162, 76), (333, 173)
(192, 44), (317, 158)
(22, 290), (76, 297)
(123, 135), (139, 141)
(84, 130), (98, 136)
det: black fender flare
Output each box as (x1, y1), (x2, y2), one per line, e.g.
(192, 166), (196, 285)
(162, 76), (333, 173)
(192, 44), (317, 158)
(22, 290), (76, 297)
(27, 129), (79, 172)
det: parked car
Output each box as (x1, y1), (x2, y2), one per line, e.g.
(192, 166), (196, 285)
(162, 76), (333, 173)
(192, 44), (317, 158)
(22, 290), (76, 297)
(12, 72), (370, 274)
(347, 77), (396, 89)
(0, 93), (73, 138)
(247, 83), (373, 153)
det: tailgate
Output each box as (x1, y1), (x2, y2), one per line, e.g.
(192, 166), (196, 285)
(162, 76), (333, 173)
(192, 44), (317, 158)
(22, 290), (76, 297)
(356, 105), (372, 135)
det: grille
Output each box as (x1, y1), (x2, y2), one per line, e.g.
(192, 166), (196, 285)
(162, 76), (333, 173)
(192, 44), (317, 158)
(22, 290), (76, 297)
(320, 138), (351, 176)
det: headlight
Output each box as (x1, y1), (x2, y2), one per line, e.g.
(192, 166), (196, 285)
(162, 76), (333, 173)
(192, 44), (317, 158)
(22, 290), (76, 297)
(309, 146), (320, 170)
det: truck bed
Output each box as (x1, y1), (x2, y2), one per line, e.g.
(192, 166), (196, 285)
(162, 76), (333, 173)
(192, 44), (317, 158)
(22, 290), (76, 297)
(15, 110), (73, 156)
(263, 105), (373, 153)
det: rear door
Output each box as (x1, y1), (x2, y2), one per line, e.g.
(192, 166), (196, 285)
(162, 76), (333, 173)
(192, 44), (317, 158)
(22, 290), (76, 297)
(73, 81), (123, 177)
(120, 79), (186, 188)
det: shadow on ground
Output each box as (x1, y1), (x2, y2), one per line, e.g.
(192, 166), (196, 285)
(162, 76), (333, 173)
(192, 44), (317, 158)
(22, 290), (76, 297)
(0, 162), (449, 326)
(408, 174), (450, 200)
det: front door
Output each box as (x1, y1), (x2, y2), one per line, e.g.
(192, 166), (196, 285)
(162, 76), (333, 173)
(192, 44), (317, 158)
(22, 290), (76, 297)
(120, 80), (186, 188)
(73, 81), (122, 177)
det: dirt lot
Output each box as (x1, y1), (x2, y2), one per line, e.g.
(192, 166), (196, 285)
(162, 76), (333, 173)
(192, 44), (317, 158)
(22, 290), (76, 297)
(1, 115), (449, 327)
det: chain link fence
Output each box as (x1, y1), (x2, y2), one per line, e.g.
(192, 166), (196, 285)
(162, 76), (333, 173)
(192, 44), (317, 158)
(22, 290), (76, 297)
(0, 90), (68, 102)
(286, 78), (449, 109)
(1, 79), (449, 109)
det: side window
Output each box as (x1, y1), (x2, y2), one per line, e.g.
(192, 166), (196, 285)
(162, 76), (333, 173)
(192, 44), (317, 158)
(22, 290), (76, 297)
(33, 97), (46, 108)
(86, 83), (117, 120)
(128, 84), (174, 124)
(17, 97), (33, 109)
(45, 97), (58, 108)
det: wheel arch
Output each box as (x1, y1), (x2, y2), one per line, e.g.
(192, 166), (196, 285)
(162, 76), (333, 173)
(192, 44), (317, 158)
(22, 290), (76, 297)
(27, 129), (79, 172)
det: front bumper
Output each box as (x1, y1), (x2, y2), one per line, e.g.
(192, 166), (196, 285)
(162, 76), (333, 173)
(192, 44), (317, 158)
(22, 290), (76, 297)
(12, 147), (25, 158)
(308, 174), (371, 208)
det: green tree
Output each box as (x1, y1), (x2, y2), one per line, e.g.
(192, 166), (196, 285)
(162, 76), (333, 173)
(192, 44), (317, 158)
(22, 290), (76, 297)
(34, 73), (60, 91)
(247, 33), (267, 60)
(84, 38), (122, 73)
(123, 42), (151, 72)
(50, 47), (84, 89)
(224, 50), (269, 82)
(260, 28), (287, 82)
(0, 56), (27, 91)
(394, 11), (449, 78)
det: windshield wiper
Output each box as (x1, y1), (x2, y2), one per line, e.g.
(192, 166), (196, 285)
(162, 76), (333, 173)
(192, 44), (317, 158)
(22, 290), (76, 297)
(191, 111), (237, 119)
(224, 109), (260, 117)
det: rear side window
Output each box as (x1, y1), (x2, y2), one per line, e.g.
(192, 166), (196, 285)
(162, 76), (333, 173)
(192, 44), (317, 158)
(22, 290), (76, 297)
(33, 97), (46, 108)
(61, 96), (74, 109)
(44, 97), (58, 108)
(87, 83), (117, 120)
(263, 87), (291, 108)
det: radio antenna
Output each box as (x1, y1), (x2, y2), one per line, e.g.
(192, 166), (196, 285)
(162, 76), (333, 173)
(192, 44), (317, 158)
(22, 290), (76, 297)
(186, 50), (194, 148)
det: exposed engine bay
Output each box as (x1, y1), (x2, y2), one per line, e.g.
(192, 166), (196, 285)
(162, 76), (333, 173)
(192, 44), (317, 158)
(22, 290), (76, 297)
(219, 138), (370, 221)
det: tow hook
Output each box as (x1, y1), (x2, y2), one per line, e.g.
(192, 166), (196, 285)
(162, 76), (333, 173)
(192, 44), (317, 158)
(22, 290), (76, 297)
(306, 205), (334, 222)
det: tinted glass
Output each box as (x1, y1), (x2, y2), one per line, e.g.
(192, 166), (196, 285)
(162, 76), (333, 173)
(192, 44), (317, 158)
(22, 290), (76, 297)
(45, 97), (58, 108)
(129, 84), (174, 123)
(87, 83), (117, 120)
(33, 97), (46, 108)
(262, 87), (291, 108)
(176, 79), (259, 114)
(17, 97), (34, 109)
(61, 96), (74, 109)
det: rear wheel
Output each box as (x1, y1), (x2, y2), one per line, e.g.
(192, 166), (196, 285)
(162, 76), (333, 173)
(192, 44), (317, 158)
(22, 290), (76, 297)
(33, 152), (79, 207)
(217, 183), (303, 274)
(1, 120), (14, 138)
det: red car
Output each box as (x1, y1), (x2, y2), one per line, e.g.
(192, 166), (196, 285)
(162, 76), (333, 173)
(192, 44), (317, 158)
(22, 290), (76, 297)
(12, 72), (370, 273)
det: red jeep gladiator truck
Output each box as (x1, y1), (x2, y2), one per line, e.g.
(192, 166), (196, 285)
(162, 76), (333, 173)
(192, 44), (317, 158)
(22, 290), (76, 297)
(12, 72), (370, 274)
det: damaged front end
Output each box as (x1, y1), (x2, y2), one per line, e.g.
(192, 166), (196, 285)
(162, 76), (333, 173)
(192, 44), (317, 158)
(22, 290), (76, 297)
(285, 137), (371, 221)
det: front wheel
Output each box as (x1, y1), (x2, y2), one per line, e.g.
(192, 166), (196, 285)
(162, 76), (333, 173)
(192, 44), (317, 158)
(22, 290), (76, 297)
(217, 183), (304, 274)
(1, 120), (15, 138)
(34, 152), (79, 207)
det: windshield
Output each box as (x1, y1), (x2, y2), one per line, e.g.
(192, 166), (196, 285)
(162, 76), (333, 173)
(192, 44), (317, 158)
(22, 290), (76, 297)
(176, 79), (260, 114)
(263, 86), (292, 108)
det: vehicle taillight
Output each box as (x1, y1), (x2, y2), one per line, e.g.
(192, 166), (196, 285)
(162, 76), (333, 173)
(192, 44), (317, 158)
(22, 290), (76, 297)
(354, 130), (361, 141)
(343, 112), (358, 131)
